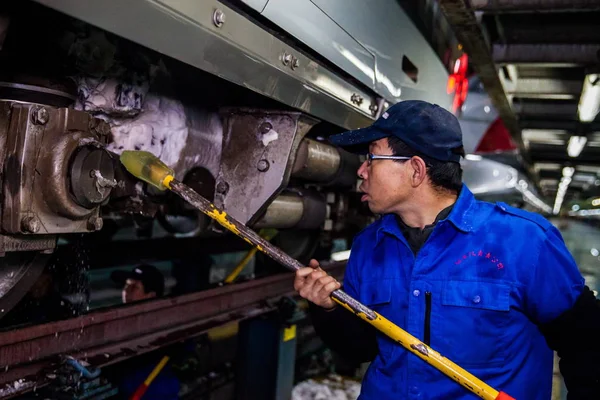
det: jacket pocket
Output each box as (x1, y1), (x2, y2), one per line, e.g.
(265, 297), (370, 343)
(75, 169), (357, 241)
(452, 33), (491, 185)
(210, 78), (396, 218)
(360, 279), (395, 358)
(439, 280), (511, 367)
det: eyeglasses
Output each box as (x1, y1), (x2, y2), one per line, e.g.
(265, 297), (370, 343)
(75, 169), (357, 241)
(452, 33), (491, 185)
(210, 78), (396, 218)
(366, 153), (412, 166)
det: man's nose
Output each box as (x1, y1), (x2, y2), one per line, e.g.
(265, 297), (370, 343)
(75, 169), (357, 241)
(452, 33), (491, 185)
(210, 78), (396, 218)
(357, 160), (368, 179)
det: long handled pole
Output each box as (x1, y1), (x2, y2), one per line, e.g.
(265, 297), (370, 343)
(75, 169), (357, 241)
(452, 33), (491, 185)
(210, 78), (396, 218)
(119, 151), (515, 400)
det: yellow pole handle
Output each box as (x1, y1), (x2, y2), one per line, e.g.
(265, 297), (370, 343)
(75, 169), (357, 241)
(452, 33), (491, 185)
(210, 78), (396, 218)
(335, 300), (514, 400)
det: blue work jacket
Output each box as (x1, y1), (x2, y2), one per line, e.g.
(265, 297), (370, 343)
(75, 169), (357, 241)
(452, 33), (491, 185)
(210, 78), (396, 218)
(345, 185), (584, 400)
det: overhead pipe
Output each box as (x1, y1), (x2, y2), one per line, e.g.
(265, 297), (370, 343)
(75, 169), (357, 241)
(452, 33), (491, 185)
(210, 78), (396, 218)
(292, 138), (360, 187)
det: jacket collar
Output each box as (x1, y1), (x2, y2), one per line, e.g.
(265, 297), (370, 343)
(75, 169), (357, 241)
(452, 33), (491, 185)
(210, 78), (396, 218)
(375, 185), (476, 245)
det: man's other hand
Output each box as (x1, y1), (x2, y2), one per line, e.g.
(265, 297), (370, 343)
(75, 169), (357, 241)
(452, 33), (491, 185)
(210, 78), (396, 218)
(294, 259), (341, 310)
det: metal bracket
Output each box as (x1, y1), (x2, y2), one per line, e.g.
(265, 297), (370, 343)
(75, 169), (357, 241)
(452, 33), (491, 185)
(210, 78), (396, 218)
(215, 110), (318, 225)
(1, 102), (111, 234)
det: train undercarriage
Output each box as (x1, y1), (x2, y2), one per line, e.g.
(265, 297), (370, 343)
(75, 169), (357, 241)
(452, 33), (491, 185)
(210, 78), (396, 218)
(0, 1), (460, 398)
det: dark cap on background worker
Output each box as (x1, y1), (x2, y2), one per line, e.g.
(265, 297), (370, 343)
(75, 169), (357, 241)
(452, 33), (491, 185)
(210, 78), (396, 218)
(294, 100), (600, 399)
(111, 264), (165, 303)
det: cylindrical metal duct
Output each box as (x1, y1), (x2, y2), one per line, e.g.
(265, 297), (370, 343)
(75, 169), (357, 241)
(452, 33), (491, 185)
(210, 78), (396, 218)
(253, 191), (327, 230)
(292, 138), (360, 187)
(293, 138), (340, 182)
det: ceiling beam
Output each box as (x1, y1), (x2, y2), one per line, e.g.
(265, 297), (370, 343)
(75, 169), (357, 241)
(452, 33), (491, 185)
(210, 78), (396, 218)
(513, 100), (578, 118)
(438, 1), (533, 172)
(472, 0), (600, 13)
(505, 78), (581, 99)
(529, 151), (600, 165)
(519, 119), (600, 133)
(493, 44), (600, 64)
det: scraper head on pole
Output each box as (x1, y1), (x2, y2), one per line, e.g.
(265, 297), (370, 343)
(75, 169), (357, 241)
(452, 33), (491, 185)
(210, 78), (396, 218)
(120, 150), (175, 191)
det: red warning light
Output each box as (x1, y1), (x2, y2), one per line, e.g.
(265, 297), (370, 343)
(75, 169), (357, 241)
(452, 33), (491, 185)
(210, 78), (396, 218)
(448, 54), (469, 113)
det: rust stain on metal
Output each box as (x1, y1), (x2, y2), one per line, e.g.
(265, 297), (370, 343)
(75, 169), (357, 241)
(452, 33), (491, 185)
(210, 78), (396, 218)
(0, 262), (346, 391)
(410, 343), (430, 357)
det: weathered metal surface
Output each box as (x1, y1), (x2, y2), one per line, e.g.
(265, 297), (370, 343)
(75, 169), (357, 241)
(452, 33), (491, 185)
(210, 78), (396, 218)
(493, 44), (600, 64)
(253, 191), (327, 230)
(0, 235), (57, 253)
(1, 102), (111, 235)
(215, 110), (317, 225)
(0, 261), (346, 396)
(0, 252), (49, 322)
(35, 0), (376, 130)
(292, 139), (340, 182)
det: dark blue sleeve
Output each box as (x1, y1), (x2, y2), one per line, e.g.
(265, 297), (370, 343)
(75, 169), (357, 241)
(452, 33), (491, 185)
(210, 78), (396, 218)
(308, 245), (378, 363)
(526, 226), (585, 325)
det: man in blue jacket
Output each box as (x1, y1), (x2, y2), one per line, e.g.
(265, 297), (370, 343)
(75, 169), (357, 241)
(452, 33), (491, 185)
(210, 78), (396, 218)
(294, 100), (600, 399)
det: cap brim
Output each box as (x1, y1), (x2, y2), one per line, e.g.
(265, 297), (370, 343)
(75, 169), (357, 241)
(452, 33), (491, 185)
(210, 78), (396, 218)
(110, 270), (135, 286)
(328, 127), (389, 154)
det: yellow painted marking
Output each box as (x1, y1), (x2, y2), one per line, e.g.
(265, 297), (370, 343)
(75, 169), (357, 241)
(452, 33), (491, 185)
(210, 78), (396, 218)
(206, 208), (241, 236)
(208, 322), (239, 340)
(144, 356), (170, 386)
(283, 325), (297, 342)
(162, 175), (174, 189)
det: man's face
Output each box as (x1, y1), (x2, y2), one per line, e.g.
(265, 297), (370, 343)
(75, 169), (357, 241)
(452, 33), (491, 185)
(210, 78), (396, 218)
(357, 138), (412, 215)
(122, 278), (155, 303)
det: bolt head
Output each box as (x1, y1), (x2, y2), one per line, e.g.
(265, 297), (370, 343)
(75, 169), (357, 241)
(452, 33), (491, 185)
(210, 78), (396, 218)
(88, 217), (103, 231)
(257, 159), (270, 172)
(351, 94), (364, 106)
(216, 181), (229, 195)
(32, 107), (49, 125)
(259, 122), (273, 134)
(22, 217), (40, 233)
(213, 9), (226, 27)
(292, 58), (300, 70)
(282, 53), (292, 66)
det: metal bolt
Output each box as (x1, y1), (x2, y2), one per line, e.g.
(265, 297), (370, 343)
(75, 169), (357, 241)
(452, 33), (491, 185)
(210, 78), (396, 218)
(213, 9), (226, 27)
(88, 216), (103, 231)
(257, 159), (270, 172)
(22, 217), (40, 233)
(216, 181), (230, 195)
(291, 57), (300, 70)
(259, 122), (273, 134)
(31, 107), (49, 125)
(89, 119), (111, 136)
(351, 94), (364, 106)
(369, 103), (379, 114)
(281, 53), (293, 66)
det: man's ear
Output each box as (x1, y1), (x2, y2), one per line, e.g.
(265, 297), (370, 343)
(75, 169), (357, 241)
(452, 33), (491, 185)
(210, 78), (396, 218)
(409, 157), (428, 187)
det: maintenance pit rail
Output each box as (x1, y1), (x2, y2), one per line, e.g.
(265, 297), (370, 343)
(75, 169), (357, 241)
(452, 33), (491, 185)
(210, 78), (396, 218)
(0, 261), (346, 398)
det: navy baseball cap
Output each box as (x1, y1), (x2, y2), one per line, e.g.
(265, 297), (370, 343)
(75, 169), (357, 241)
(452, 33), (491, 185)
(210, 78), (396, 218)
(329, 100), (463, 162)
(111, 264), (165, 296)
